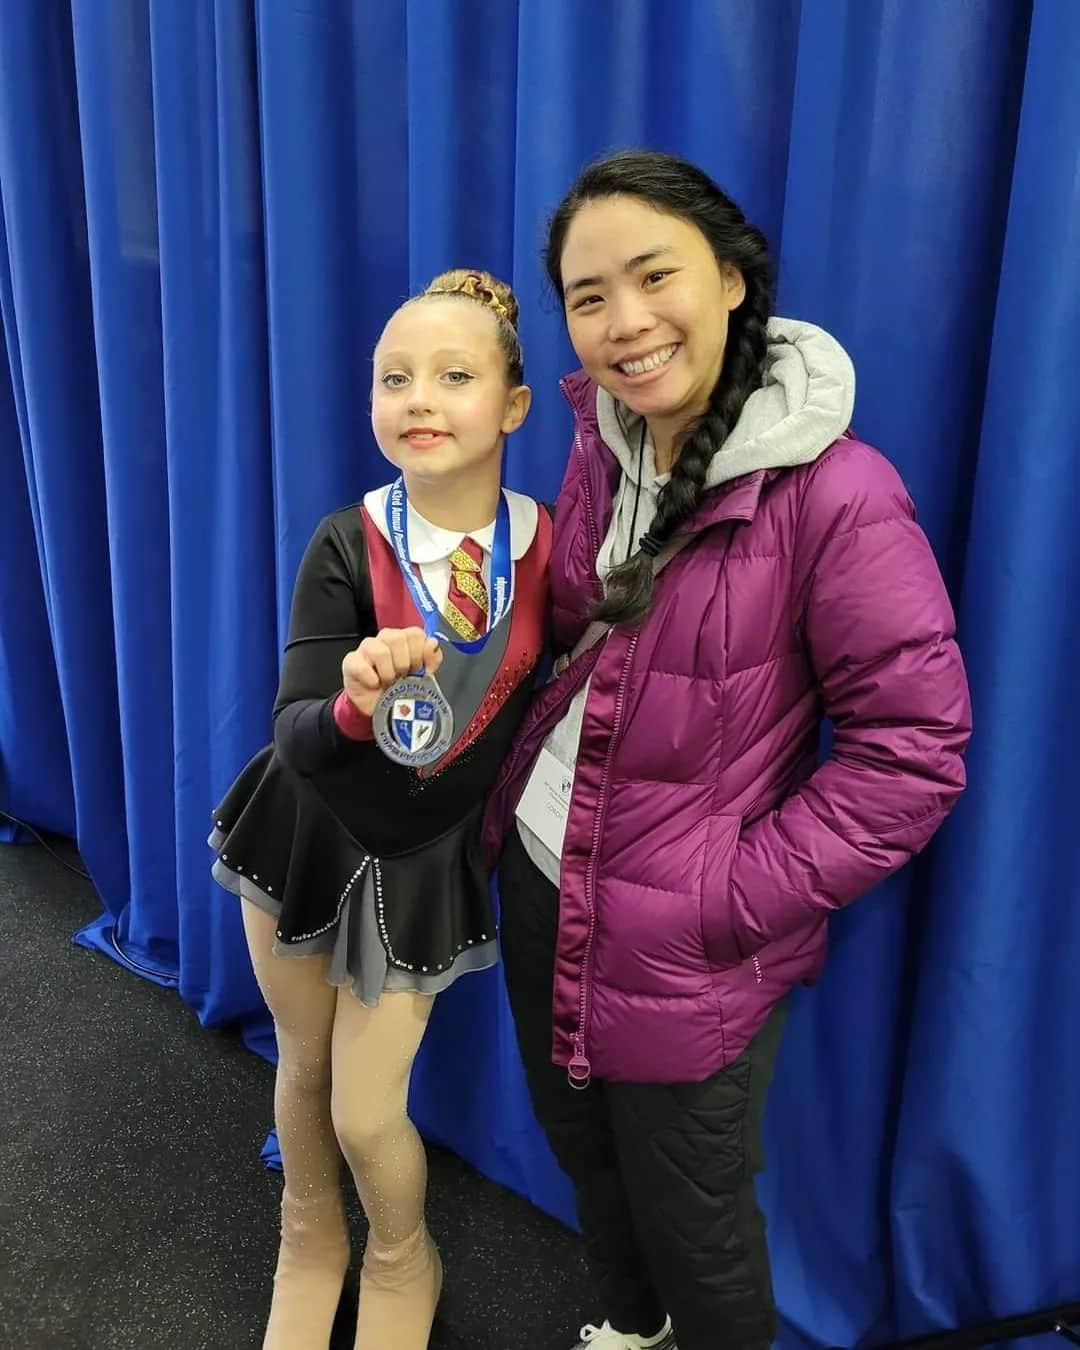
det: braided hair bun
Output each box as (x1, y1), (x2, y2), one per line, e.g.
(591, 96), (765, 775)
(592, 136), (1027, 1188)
(420, 269), (524, 382)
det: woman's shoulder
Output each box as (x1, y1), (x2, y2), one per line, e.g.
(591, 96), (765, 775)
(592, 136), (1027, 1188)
(797, 434), (915, 533)
(560, 367), (597, 414)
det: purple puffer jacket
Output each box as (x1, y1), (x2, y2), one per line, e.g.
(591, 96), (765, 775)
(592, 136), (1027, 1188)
(484, 371), (972, 1084)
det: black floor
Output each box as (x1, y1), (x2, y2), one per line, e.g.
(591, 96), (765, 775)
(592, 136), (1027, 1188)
(0, 837), (595, 1350)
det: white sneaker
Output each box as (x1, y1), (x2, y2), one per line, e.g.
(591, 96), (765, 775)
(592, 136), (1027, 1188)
(573, 1315), (677, 1348)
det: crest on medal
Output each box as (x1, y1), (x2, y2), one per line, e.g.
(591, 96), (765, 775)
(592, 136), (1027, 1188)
(374, 675), (454, 767)
(392, 698), (437, 754)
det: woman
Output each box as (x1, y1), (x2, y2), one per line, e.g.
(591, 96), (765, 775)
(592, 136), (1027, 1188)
(484, 151), (971, 1350)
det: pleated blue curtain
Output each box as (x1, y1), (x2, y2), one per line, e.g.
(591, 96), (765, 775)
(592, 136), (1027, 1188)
(1, 2), (1076, 1344)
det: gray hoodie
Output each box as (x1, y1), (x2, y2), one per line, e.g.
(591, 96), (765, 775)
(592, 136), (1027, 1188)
(518, 317), (857, 884)
(596, 317), (856, 574)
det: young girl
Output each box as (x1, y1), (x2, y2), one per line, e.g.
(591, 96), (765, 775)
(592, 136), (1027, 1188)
(209, 269), (550, 1350)
(484, 152), (972, 1350)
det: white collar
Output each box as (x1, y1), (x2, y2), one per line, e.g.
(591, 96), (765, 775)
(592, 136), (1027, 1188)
(363, 484), (538, 563)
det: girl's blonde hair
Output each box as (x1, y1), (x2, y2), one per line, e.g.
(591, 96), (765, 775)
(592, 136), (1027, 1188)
(417, 268), (524, 383)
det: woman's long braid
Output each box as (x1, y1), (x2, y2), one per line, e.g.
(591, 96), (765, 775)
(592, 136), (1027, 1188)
(544, 151), (776, 627)
(594, 280), (771, 626)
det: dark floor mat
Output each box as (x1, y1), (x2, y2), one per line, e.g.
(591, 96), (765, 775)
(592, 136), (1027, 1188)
(0, 839), (596, 1350)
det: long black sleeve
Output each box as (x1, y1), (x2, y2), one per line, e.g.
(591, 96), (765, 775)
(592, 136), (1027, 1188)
(272, 511), (376, 776)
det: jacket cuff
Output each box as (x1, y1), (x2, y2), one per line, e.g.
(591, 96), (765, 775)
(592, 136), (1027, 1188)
(333, 690), (375, 741)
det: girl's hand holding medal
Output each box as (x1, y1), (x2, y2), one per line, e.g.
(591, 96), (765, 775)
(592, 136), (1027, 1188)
(342, 628), (443, 718)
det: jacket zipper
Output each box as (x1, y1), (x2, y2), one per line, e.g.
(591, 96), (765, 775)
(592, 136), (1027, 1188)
(560, 377), (626, 1089)
(562, 379), (604, 1088)
(567, 629), (639, 1090)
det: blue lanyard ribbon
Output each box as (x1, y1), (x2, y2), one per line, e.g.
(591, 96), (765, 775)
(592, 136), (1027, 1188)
(384, 477), (513, 654)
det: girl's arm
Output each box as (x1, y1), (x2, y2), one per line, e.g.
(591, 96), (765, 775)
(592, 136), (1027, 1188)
(704, 442), (972, 966)
(272, 514), (375, 776)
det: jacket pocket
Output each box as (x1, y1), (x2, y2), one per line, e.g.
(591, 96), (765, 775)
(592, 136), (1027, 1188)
(700, 812), (745, 971)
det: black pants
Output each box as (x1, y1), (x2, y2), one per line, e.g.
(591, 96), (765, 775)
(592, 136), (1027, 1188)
(499, 826), (785, 1350)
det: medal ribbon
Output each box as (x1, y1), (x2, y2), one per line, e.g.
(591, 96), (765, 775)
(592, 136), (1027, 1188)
(384, 477), (513, 654)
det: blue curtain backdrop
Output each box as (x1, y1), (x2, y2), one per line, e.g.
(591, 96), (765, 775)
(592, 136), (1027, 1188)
(1, 2), (1077, 1345)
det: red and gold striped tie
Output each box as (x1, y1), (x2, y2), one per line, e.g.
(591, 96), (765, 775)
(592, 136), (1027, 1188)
(445, 536), (488, 641)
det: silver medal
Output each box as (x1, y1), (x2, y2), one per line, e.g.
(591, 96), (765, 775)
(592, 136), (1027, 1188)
(373, 672), (454, 767)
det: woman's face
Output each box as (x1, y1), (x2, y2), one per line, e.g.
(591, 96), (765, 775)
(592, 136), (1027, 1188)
(558, 195), (745, 435)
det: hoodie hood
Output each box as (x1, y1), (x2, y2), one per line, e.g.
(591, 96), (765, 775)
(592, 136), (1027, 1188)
(595, 317), (856, 490)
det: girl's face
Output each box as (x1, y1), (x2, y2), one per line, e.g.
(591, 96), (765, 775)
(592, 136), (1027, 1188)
(372, 300), (529, 487)
(558, 195), (745, 434)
